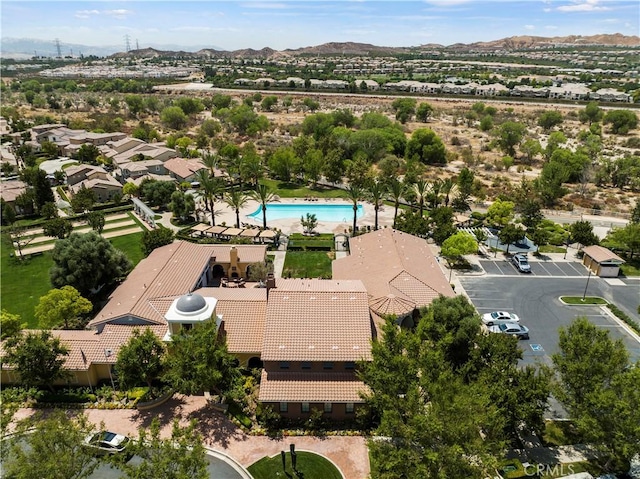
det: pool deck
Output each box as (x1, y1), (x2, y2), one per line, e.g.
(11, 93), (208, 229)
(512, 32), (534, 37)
(209, 198), (396, 235)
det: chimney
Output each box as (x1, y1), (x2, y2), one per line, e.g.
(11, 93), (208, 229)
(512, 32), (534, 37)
(266, 272), (276, 298)
(230, 247), (238, 268)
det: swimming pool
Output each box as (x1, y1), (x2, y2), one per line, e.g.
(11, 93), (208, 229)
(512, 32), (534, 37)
(248, 203), (364, 222)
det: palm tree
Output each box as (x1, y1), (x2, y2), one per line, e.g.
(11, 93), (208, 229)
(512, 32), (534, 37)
(412, 178), (429, 217)
(195, 170), (223, 226)
(250, 184), (279, 229)
(223, 188), (249, 228)
(201, 151), (220, 178)
(345, 184), (363, 236)
(388, 178), (406, 229)
(428, 178), (443, 209)
(367, 179), (387, 231)
(441, 177), (458, 207)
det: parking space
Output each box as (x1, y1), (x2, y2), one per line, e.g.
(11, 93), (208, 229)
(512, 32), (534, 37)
(460, 276), (640, 368)
(479, 259), (589, 277)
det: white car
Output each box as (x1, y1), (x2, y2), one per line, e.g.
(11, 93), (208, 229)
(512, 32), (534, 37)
(481, 311), (520, 326)
(511, 254), (531, 273)
(84, 431), (130, 455)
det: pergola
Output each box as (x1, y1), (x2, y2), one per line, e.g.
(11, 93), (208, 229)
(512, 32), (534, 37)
(132, 198), (156, 228)
(239, 228), (261, 239)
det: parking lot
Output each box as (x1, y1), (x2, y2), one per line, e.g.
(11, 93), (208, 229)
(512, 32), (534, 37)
(479, 258), (589, 277)
(459, 276), (640, 371)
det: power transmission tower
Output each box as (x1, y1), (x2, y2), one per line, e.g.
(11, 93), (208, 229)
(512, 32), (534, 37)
(136, 39), (140, 50)
(124, 34), (131, 52)
(54, 38), (62, 58)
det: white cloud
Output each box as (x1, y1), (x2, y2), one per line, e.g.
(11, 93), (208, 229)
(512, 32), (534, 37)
(524, 24), (535, 30)
(170, 26), (213, 32)
(74, 9), (133, 20)
(239, 2), (289, 9)
(557, 0), (610, 12)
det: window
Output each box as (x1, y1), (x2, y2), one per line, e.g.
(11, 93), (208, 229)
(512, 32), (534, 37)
(346, 403), (354, 414)
(301, 362), (312, 370)
(324, 402), (332, 413)
(279, 362), (290, 370)
(344, 361), (355, 370)
(301, 402), (310, 413)
(182, 323), (193, 331)
(279, 402), (288, 413)
(323, 362), (334, 370)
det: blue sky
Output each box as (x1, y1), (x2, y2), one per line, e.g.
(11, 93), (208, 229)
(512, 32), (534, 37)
(2, 1), (638, 51)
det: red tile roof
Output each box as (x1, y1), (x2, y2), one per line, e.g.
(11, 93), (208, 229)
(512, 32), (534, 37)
(258, 370), (369, 403)
(262, 279), (372, 362)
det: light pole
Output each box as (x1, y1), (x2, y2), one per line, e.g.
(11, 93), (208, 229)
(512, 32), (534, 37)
(104, 349), (116, 389)
(582, 268), (592, 301)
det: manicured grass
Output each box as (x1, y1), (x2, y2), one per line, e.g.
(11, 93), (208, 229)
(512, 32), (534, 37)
(110, 232), (145, 267)
(542, 420), (581, 447)
(283, 251), (334, 279)
(560, 296), (608, 305)
(538, 245), (567, 254)
(248, 451), (342, 479)
(619, 256), (640, 277)
(260, 179), (347, 199)
(0, 234), (54, 327)
(288, 233), (334, 250)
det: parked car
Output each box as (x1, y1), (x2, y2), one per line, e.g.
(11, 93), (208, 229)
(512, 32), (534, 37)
(511, 254), (531, 273)
(84, 431), (130, 455)
(488, 321), (530, 340)
(481, 311), (520, 326)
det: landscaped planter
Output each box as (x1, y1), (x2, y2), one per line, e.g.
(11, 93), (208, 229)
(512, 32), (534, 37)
(136, 390), (173, 411)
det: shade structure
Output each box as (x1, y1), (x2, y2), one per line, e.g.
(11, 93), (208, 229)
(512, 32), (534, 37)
(221, 228), (243, 237)
(191, 223), (210, 232)
(240, 228), (261, 238)
(206, 225), (228, 236)
(258, 230), (277, 239)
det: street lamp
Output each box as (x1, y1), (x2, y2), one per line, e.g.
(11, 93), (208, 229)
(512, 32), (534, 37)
(582, 268), (592, 301)
(104, 349), (116, 389)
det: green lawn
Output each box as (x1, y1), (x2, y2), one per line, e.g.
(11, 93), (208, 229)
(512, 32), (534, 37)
(260, 179), (347, 199)
(1, 234), (54, 327)
(538, 245), (567, 254)
(1, 232), (145, 328)
(248, 451), (342, 479)
(283, 251), (334, 279)
(619, 256), (640, 277)
(560, 296), (608, 305)
(542, 420), (581, 446)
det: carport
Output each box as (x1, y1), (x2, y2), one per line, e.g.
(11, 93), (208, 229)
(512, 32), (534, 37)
(581, 245), (625, 277)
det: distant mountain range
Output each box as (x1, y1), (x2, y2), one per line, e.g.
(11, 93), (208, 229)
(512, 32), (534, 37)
(2, 34), (638, 60)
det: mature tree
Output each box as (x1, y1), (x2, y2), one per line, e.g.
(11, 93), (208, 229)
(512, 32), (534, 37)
(578, 102), (603, 125)
(302, 148), (324, 187)
(430, 206), (456, 244)
(495, 121), (526, 157)
(70, 185), (97, 213)
(441, 232), (478, 280)
(196, 174), (225, 226)
(115, 327), (165, 389)
(164, 320), (241, 398)
(40, 201), (58, 220)
(440, 177), (457, 208)
(345, 184), (363, 235)
(300, 213), (319, 235)
(75, 144), (101, 165)
(406, 128), (447, 165)
(141, 227), (174, 256)
(34, 286), (93, 329)
(498, 224), (526, 254)
(50, 232), (132, 297)
(3, 411), (103, 479)
(247, 261), (274, 282)
(521, 138), (542, 164)
(141, 180), (176, 207)
(160, 106), (188, 130)
(3, 330), (69, 391)
(1, 310), (24, 340)
(518, 198), (544, 230)
(2, 201), (17, 225)
(416, 102), (434, 122)
(22, 167), (55, 212)
(224, 188), (249, 228)
(603, 109), (638, 135)
(631, 201), (640, 224)
(387, 177), (406, 229)
(43, 217), (73, 239)
(391, 97), (417, 123)
(250, 183), (279, 229)
(569, 220), (599, 249)
(118, 419), (207, 479)
(537, 110), (564, 131)
(86, 210), (105, 234)
(602, 223), (640, 259)
(261, 95), (278, 111)
(486, 199), (515, 228)
(553, 317), (639, 468)
(268, 146), (300, 183)
(395, 209), (430, 237)
(169, 190), (195, 222)
(174, 97), (204, 116)
(124, 94), (145, 117)
(122, 182), (139, 197)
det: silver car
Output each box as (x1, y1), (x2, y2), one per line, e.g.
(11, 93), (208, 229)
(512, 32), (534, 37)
(488, 321), (530, 340)
(511, 254), (531, 273)
(84, 431), (130, 455)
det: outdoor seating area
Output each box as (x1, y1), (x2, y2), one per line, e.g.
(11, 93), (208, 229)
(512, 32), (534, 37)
(190, 223), (278, 244)
(221, 277), (246, 288)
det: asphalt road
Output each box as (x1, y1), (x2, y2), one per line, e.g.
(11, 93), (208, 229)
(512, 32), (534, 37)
(459, 275), (640, 368)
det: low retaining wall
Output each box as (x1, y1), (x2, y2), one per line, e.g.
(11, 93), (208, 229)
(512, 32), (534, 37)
(136, 390), (173, 411)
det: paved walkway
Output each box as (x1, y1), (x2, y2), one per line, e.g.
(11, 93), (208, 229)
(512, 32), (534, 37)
(12, 395), (370, 479)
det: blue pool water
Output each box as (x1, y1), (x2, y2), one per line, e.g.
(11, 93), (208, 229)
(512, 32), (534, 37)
(248, 203), (364, 222)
